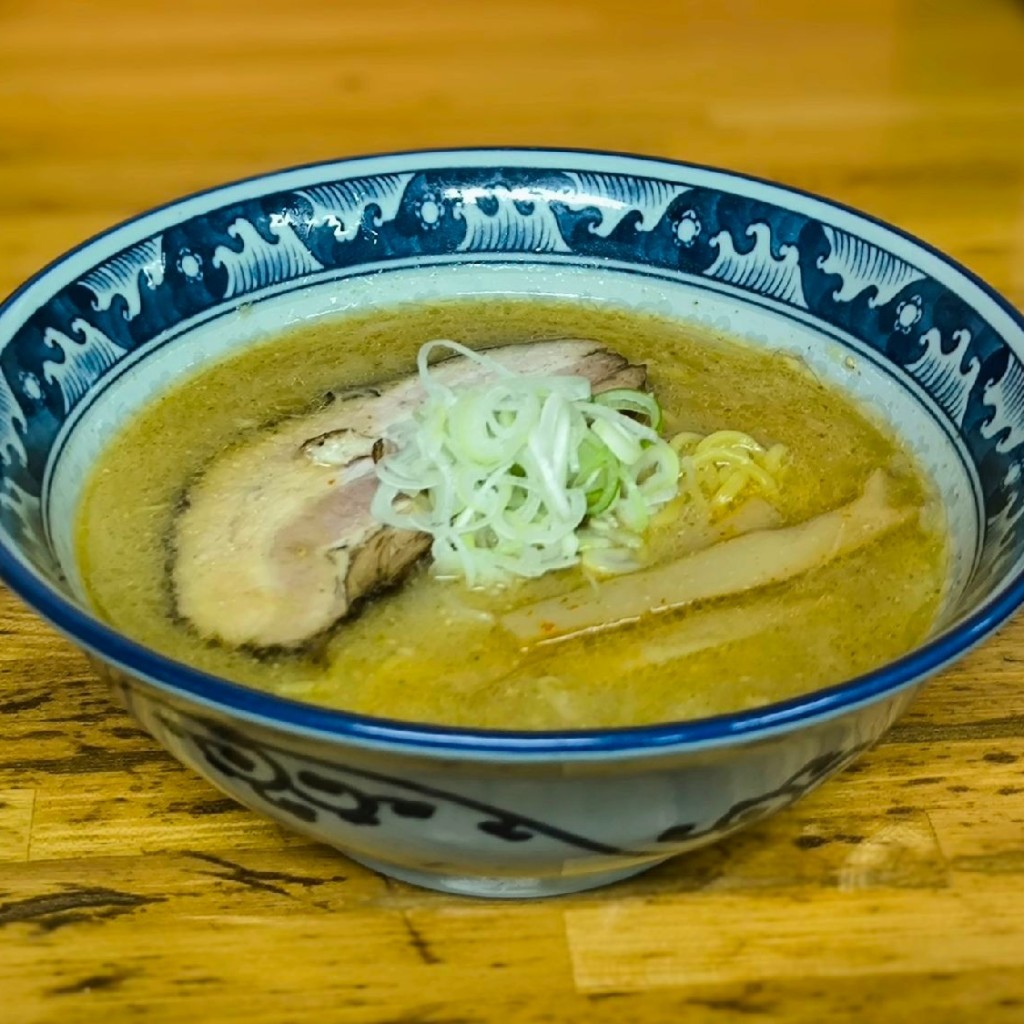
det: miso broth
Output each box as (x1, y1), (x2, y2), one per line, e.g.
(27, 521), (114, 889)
(77, 299), (947, 729)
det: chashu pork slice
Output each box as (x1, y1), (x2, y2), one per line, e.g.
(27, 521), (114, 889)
(172, 340), (647, 649)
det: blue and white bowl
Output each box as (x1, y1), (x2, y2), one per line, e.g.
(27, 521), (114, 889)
(1, 149), (1022, 897)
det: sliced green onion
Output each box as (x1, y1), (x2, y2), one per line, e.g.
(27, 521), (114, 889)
(593, 387), (663, 430)
(371, 340), (682, 585)
(586, 468), (621, 515)
(591, 416), (644, 465)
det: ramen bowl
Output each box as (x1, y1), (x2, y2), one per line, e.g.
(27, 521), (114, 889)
(0, 149), (1022, 898)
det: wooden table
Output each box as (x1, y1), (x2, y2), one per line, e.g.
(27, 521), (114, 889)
(1, 1), (1023, 1021)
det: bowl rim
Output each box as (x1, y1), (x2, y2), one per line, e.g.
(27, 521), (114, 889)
(1, 145), (1022, 760)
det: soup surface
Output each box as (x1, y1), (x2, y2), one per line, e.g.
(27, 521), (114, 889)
(77, 298), (947, 729)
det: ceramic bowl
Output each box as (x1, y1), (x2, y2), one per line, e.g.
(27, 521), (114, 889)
(1, 149), (1022, 898)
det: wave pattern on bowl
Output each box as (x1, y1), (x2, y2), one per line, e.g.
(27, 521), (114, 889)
(1, 163), (1021, 606)
(1, 152), (1022, 895)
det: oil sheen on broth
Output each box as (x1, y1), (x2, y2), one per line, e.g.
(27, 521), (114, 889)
(77, 299), (947, 730)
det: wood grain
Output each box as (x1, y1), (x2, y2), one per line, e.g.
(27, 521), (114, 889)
(1, 0), (1023, 1021)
